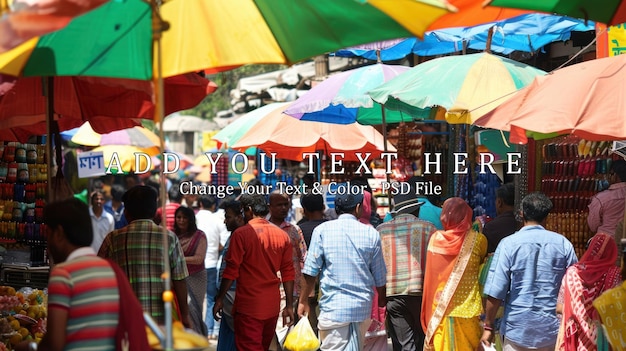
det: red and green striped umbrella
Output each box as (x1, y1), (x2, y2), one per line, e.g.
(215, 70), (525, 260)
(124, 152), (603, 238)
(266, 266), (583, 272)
(0, 0), (454, 80)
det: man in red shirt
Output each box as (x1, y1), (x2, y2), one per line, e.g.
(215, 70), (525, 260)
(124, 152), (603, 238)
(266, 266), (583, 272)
(214, 193), (295, 351)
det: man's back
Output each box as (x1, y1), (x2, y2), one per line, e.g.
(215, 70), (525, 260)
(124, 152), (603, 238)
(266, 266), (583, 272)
(98, 219), (188, 324)
(299, 219), (326, 248)
(484, 225), (578, 348)
(482, 211), (517, 253)
(222, 218), (294, 320)
(588, 182), (626, 235)
(49, 254), (119, 350)
(377, 214), (435, 296)
(304, 214), (387, 323)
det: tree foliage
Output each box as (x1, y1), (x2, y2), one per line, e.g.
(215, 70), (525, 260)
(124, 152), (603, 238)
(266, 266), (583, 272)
(183, 64), (286, 119)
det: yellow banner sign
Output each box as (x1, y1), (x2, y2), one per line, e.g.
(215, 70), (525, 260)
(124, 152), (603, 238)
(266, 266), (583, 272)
(608, 24), (626, 56)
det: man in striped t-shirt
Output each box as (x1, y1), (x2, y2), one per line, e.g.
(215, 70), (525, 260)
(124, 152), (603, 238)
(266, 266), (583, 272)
(30, 198), (120, 351)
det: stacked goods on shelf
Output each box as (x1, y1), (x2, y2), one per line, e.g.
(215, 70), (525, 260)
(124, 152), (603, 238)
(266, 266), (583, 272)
(540, 136), (615, 258)
(0, 142), (48, 265)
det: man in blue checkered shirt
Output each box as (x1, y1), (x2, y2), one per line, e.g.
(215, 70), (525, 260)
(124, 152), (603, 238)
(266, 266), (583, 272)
(298, 184), (387, 351)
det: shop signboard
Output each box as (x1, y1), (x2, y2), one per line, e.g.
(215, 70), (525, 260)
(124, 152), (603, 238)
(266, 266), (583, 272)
(77, 151), (105, 178)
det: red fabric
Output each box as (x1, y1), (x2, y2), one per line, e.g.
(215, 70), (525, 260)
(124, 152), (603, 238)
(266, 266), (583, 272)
(234, 312), (279, 351)
(107, 259), (151, 351)
(0, 73), (216, 141)
(577, 233), (619, 283)
(223, 218), (295, 320)
(560, 233), (622, 351)
(182, 230), (206, 275)
(359, 191), (372, 225)
(428, 197), (473, 255)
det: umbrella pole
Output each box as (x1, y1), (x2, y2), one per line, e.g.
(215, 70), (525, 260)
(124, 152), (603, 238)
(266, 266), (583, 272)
(44, 77), (53, 203)
(152, 2), (173, 350)
(381, 104), (393, 212)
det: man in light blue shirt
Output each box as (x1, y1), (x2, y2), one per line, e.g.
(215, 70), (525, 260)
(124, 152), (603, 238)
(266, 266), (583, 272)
(298, 185), (387, 351)
(481, 192), (577, 351)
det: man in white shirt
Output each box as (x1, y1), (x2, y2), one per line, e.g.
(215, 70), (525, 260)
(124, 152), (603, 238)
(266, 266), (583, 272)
(196, 195), (229, 339)
(89, 190), (114, 253)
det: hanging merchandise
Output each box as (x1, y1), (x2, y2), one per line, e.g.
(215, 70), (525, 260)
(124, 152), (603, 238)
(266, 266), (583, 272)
(539, 136), (614, 258)
(393, 123), (421, 181)
(0, 141), (48, 263)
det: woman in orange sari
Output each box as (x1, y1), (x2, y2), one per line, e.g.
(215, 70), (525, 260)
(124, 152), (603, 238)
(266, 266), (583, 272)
(421, 197), (487, 351)
(556, 232), (621, 351)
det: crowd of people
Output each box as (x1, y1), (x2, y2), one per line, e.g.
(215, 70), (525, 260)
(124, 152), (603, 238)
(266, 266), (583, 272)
(19, 162), (626, 351)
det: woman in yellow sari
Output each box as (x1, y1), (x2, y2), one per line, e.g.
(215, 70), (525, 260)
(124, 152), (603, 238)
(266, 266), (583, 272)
(420, 197), (487, 351)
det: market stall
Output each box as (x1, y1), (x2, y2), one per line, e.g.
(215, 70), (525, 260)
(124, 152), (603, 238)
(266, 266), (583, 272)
(0, 140), (50, 350)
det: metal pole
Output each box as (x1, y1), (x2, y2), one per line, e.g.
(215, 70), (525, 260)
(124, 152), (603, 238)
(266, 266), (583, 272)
(152, 1), (173, 350)
(44, 77), (53, 203)
(380, 104), (393, 212)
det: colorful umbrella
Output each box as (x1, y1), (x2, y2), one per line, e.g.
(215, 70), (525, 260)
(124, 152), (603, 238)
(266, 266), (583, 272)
(0, 72), (217, 141)
(70, 122), (161, 148)
(334, 14), (595, 59)
(486, 0), (626, 25)
(212, 104), (286, 148)
(428, 0), (531, 30)
(368, 53), (546, 124)
(473, 55), (626, 144)
(0, 0), (454, 79)
(284, 63), (416, 125)
(231, 103), (396, 161)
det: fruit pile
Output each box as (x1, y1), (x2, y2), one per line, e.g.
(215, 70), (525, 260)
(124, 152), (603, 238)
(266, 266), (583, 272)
(0, 286), (46, 350)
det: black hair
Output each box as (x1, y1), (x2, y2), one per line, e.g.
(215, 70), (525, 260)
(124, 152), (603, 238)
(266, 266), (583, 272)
(221, 198), (242, 214)
(168, 183), (183, 203)
(612, 159), (626, 182)
(301, 193), (325, 212)
(239, 193), (269, 216)
(123, 185), (158, 219)
(198, 195), (217, 209)
(90, 189), (105, 202)
(520, 192), (553, 223)
(110, 184), (126, 202)
(91, 179), (104, 192)
(44, 198), (93, 247)
(497, 183), (515, 207)
(173, 206), (198, 234)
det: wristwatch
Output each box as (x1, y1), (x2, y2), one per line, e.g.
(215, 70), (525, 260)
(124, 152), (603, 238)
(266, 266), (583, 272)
(28, 341), (37, 351)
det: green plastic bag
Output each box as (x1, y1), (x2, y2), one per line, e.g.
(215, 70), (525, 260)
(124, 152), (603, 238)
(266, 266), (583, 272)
(283, 317), (320, 351)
